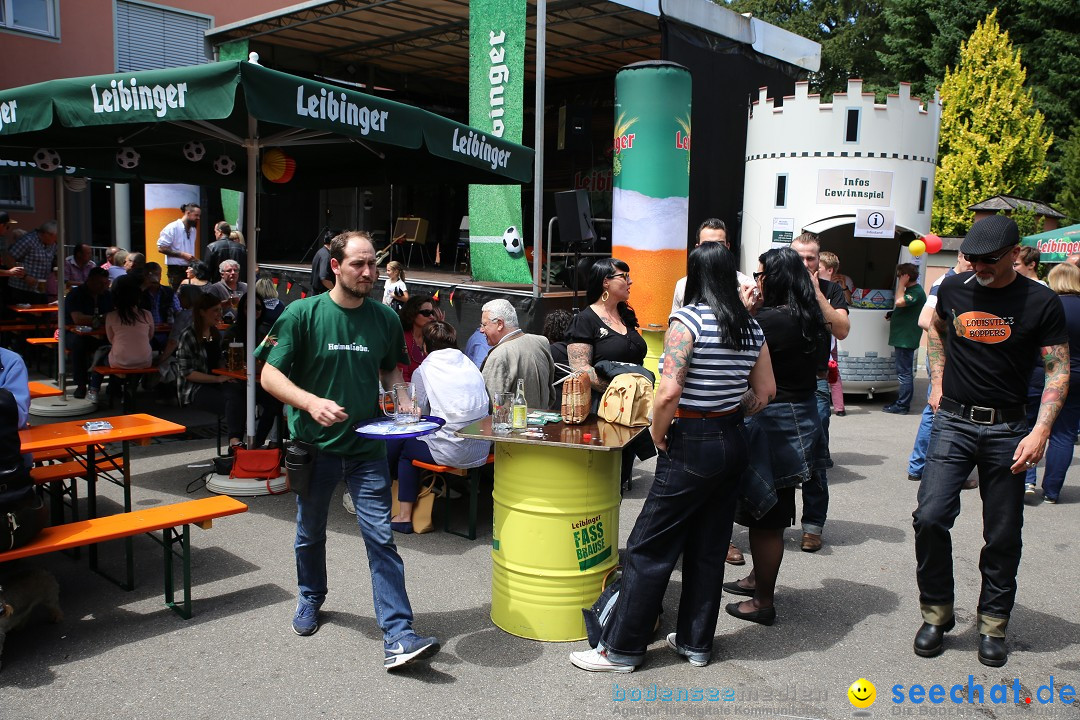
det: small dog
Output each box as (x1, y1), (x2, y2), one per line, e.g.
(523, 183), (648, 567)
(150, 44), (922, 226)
(0, 567), (63, 671)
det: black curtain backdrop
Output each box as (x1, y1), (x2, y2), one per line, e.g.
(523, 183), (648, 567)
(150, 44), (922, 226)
(661, 18), (804, 267)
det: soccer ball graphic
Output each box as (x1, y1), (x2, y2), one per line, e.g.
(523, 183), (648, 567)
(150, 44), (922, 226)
(502, 226), (523, 255)
(182, 140), (205, 162)
(213, 155), (236, 176)
(116, 146), (140, 169)
(33, 148), (61, 171)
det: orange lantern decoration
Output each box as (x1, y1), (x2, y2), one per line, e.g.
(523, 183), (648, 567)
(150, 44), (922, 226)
(261, 148), (295, 184)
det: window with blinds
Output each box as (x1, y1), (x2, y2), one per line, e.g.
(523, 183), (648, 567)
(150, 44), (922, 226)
(115, 1), (211, 72)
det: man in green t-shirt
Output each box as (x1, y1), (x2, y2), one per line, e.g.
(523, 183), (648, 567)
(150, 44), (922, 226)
(257, 231), (440, 670)
(884, 262), (927, 415)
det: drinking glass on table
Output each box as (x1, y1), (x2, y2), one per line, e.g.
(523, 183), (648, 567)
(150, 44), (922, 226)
(492, 392), (512, 434)
(380, 382), (419, 425)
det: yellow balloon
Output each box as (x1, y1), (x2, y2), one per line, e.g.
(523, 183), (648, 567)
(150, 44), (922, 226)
(909, 239), (926, 257)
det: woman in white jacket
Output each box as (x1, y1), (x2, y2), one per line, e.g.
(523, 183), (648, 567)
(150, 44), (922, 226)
(387, 321), (491, 533)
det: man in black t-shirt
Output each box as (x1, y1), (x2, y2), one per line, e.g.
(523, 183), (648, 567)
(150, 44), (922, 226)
(912, 215), (1069, 668)
(310, 234), (334, 296)
(790, 234), (850, 553)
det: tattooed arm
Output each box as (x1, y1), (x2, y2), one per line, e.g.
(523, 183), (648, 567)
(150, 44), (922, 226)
(1011, 343), (1070, 473)
(740, 342), (776, 416)
(567, 342), (607, 392)
(926, 311), (948, 412)
(652, 320), (693, 451)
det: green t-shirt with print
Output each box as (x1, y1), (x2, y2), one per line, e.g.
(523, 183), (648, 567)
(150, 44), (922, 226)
(255, 293), (407, 458)
(889, 282), (927, 349)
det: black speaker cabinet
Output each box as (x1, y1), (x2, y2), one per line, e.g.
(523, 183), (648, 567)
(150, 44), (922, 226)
(554, 189), (596, 249)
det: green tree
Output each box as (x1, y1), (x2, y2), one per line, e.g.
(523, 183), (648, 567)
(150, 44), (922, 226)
(1055, 124), (1080, 224)
(720, 0), (889, 98)
(933, 10), (1053, 236)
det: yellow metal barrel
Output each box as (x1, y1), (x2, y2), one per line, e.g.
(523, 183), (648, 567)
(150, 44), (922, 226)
(490, 441), (622, 641)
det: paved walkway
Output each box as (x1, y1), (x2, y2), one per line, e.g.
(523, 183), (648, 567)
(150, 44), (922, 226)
(2, 379), (1078, 719)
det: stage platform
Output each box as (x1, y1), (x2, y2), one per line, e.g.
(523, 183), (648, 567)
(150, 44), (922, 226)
(260, 262), (583, 335)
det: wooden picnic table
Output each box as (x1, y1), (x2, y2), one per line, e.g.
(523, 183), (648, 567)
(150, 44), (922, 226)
(20, 413), (187, 588)
(29, 381), (63, 399)
(8, 303), (59, 314)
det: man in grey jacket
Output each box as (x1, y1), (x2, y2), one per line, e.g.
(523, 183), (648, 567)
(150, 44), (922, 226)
(480, 298), (554, 410)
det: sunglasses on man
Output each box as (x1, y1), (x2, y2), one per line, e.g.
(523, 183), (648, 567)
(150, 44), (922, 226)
(963, 246), (1015, 265)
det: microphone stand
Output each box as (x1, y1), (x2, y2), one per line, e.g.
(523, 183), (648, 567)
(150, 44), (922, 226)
(300, 225), (332, 265)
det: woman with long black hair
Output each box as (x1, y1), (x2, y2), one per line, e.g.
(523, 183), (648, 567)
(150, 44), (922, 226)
(566, 258), (650, 490)
(570, 243), (775, 672)
(723, 246), (829, 626)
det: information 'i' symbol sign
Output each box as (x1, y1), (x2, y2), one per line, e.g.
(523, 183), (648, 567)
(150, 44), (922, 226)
(868, 212), (885, 229)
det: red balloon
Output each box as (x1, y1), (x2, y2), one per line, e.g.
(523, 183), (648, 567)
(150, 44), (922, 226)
(923, 233), (943, 254)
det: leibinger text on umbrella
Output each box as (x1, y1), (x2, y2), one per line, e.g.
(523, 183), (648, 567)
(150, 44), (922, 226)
(452, 128), (511, 170)
(91, 78), (188, 118)
(295, 86), (388, 135)
(0, 100), (18, 132)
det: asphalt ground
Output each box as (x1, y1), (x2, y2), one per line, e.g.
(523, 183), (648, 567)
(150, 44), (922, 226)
(2, 377), (1079, 719)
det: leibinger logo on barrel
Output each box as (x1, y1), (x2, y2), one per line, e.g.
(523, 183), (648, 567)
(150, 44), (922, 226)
(572, 514), (610, 570)
(952, 310), (1013, 344)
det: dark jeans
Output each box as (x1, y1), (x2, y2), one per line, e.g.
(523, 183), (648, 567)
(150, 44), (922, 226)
(913, 408), (1029, 620)
(65, 331), (103, 389)
(801, 378), (831, 534)
(385, 437), (436, 502)
(600, 414), (748, 664)
(894, 347), (916, 411)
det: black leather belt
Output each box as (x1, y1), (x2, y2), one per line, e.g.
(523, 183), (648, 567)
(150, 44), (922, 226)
(938, 397), (1026, 425)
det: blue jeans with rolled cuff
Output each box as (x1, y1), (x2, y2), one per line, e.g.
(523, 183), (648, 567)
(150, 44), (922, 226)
(294, 451), (415, 643)
(600, 414), (748, 665)
(800, 379), (831, 535)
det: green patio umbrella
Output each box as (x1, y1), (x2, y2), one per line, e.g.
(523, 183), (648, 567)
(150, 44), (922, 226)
(0, 58), (533, 437)
(1021, 223), (1080, 263)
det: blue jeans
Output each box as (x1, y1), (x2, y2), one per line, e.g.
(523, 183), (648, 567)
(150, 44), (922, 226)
(907, 387), (934, 478)
(1025, 387), (1080, 500)
(894, 347), (916, 411)
(913, 408), (1029, 619)
(601, 414), (748, 664)
(295, 452), (415, 643)
(800, 379), (831, 534)
(385, 437), (436, 502)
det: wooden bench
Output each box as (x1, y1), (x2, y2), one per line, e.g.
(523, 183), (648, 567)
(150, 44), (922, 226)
(91, 366), (158, 412)
(0, 496), (248, 619)
(412, 454), (494, 540)
(32, 458), (127, 525)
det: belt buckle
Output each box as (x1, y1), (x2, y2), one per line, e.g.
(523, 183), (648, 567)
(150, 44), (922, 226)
(969, 405), (995, 425)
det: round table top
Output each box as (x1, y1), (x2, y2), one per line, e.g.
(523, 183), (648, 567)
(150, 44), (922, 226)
(355, 415), (445, 440)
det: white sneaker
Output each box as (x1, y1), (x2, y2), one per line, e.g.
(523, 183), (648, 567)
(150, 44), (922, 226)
(569, 647), (635, 673)
(1025, 484), (1036, 495)
(666, 632), (709, 667)
(342, 492), (356, 515)
(86, 389), (99, 405)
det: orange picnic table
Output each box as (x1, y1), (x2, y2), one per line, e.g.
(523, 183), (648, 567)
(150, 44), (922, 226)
(20, 413), (187, 587)
(29, 381), (63, 399)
